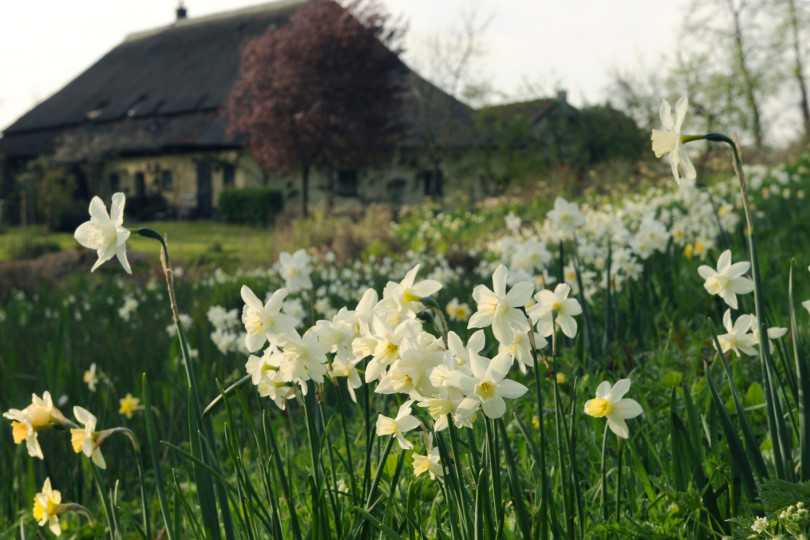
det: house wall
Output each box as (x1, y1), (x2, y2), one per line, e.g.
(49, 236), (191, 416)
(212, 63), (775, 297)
(99, 147), (479, 217)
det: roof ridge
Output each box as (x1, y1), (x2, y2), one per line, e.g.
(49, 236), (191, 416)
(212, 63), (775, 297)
(124, 0), (307, 43)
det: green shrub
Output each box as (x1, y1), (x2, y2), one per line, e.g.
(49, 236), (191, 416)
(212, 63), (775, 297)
(217, 187), (283, 225)
(127, 193), (168, 221)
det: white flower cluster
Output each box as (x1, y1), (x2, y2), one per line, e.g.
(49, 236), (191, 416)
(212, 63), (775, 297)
(238, 259), (583, 455)
(207, 305), (246, 355)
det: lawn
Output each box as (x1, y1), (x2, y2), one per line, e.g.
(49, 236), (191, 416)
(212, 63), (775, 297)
(0, 220), (280, 268)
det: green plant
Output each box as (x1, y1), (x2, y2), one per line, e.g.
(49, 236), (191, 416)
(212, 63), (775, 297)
(217, 187), (283, 225)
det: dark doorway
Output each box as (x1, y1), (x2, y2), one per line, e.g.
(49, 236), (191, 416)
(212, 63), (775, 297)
(196, 160), (212, 217)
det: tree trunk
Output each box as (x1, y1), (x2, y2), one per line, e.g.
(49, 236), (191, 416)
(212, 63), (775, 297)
(301, 162), (310, 219)
(788, 0), (810, 140)
(730, 0), (764, 149)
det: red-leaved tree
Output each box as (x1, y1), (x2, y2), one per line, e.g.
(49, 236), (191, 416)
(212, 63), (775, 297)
(227, 0), (408, 218)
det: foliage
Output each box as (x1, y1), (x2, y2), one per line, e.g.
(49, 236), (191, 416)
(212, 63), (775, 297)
(578, 104), (647, 164)
(217, 187), (283, 225)
(16, 158), (85, 233)
(226, 0), (408, 217)
(125, 193), (168, 221)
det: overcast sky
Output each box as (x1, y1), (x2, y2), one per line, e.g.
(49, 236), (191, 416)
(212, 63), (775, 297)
(0, 0), (686, 132)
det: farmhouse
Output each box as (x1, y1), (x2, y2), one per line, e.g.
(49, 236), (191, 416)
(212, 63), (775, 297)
(0, 0), (480, 220)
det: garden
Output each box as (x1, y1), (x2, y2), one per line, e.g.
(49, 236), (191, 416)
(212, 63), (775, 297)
(3, 98), (810, 538)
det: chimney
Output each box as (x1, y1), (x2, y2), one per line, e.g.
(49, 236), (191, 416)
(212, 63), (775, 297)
(557, 89), (567, 103)
(176, 2), (188, 20)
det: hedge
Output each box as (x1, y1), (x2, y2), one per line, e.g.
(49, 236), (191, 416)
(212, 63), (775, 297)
(218, 188), (283, 225)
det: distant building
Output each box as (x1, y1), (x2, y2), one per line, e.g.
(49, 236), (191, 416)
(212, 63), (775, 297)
(0, 0), (476, 219)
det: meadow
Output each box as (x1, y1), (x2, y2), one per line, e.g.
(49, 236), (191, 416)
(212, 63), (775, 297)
(3, 121), (810, 539)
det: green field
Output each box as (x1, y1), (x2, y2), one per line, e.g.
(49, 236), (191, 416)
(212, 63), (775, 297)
(2, 150), (810, 539)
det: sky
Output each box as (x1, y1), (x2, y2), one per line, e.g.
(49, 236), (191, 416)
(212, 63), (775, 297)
(0, 0), (687, 132)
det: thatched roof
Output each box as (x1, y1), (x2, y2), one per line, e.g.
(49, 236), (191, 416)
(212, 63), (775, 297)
(0, 0), (475, 160)
(0, 1), (305, 158)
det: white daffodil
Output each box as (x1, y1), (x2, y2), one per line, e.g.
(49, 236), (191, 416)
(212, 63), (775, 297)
(379, 264), (443, 324)
(697, 249), (754, 310)
(750, 316), (787, 353)
(449, 352), (528, 420)
(651, 96), (697, 186)
(547, 197), (585, 236)
(468, 264), (534, 345)
(375, 335), (444, 400)
(529, 283), (582, 339)
(278, 249), (313, 292)
(499, 327), (546, 374)
(71, 406), (106, 469)
(83, 363), (99, 392)
(329, 355), (364, 403)
(716, 309), (758, 357)
(4, 391), (69, 460)
(445, 298), (472, 322)
(33, 478), (64, 536)
(355, 317), (421, 383)
(412, 433), (443, 479)
(376, 400), (421, 450)
(245, 346), (282, 385)
(74, 192), (132, 273)
(240, 285), (298, 352)
(278, 328), (329, 392)
(583, 379), (643, 439)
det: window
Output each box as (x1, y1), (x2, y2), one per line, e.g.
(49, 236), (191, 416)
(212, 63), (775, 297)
(135, 172), (145, 197)
(109, 172), (121, 193)
(336, 168), (358, 197)
(162, 170), (174, 191)
(419, 168), (443, 197)
(223, 164), (235, 188)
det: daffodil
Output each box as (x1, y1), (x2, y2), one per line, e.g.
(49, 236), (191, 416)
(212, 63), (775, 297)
(70, 406), (106, 469)
(697, 249), (754, 309)
(277, 328), (329, 392)
(74, 192), (132, 274)
(278, 249), (313, 292)
(83, 363), (99, 392)
(547, 197), (585, 236)
(376, 400), (421, 450)
(750, 315), (787, 353)
(4, 391), (70, 459)
(651, 97), (697, 186)
(583, 379), (643, 439)
(241, 285), (299, 352)
(715, 309), (758, 357)
(412, 434), (443, 479)
(119, 393), (140, 419)
(468, 264), (534, 345)
(498, 327), (546, 374)
(33, 478), (64, 536)
(448, 351), (528, 420)
(378, 263), (443, 325)
(445, 298), (471, 322)
(529, 283), (582, 338)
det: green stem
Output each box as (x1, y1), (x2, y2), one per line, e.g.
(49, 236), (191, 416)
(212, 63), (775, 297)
(704, 133), (793, 479)
(615, 436), (623, 521)
(600, 422), (609, 522)
(528, 312), (550, 540)
(365, 435), (396, 509)
(90, 462), (118, 540)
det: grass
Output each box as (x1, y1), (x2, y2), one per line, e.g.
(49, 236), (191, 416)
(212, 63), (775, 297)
(2, 152), (810, 538)
(0, 221), (284, 269)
